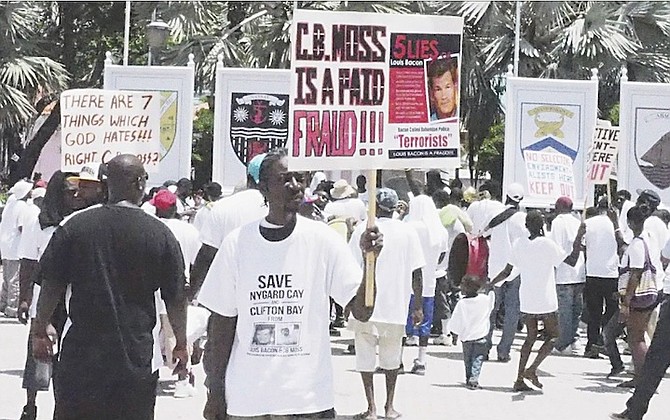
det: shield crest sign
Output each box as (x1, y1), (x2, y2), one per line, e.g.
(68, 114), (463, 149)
(635, 108), (670, 190)
(520, 104), (580, 161)
(229, 92), (289, 165)
(159, 91), (178, 161)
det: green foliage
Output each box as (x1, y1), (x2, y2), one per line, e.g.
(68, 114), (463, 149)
(608, 103), (620, 126)
(192, 106), (214, 188)
(476, 121), (505, 182)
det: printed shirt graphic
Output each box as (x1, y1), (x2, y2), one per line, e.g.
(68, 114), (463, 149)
(198, 217), (362, 416)
(230, 92), (289, 166)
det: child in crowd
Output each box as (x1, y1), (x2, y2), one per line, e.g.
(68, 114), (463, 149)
(448, 275), (495, 389)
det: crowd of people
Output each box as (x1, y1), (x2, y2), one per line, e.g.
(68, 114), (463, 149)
(0, 149), (669, 420)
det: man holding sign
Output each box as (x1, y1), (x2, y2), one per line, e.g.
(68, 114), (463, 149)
(199, 148), (382, 419)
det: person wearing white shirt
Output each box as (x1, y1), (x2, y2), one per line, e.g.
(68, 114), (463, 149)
(549, 197), (586, 355)
(492, 210), (568, 392)
(0, 179), (33, 317)
(485, 183), (527, 363)
(582, 203), (622, 358)
(348, 188), (425, 419)
(615, 190), (635, 244)
(192, 182), (223, 233)
(198, 148), (382, 420)
(612, 233), (670, 419)
(324, 179), (367, 223)
(190, 153), (269, 301)
(448, 276), (495, 389)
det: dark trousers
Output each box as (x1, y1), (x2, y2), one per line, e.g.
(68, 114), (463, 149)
(462, 337), (487, 385)
(433, 275), (459, 334)
(603, 306), (625, 370)
(626, 295), (670, 419)
(584, 276), (618, 350)
(54, 372), (158, 420)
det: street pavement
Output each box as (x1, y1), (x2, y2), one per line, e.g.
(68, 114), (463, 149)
(1, 315), (669, 420)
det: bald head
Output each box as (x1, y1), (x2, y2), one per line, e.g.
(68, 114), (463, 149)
(106, 154), (147, 205)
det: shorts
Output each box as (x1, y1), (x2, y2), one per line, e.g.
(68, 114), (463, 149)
(405, 296), (435, 337)
(351, 320), (404, 372)
(521, 312), (557, 322)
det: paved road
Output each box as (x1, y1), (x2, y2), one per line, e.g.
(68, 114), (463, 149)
(1, 316), (668, 420)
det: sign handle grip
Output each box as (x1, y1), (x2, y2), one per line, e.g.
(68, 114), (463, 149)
(364, 169), (378, 308)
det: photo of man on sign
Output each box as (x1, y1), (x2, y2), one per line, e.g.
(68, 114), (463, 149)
(426, 55), (459, 122)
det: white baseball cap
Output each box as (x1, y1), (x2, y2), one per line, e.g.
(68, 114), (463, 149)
(506, 183), (525, 202)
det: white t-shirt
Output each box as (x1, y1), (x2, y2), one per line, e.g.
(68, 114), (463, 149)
(0, 198), (30, 260)
(549, 213), (585, 285)
(584, 214), (619, 278)
(661, 237), (670, 293)
(621, 236), (649, 271)
(349, 218), (425, 325)
(448, 291), (495, 342)
(643, 216), (668, 289)
(510, 236), (566, 314)
(17, 215), (57, 319)
(619, 200), (635, 244)
(324, 197), (367, 222)
(197, 217), (362, 417)
(161, 218), (201, 281)
(488, 209), (527, 284)
(199, 189), (268, 249)
(193, 200), (218, 233)
(467, 199), (505, 236)
(140, 201), (156, 216)
(406, 221), (447, 296)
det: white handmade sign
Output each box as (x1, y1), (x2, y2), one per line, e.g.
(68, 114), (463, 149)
(60, 89), (161, 172)
(586, 126), (619, 184)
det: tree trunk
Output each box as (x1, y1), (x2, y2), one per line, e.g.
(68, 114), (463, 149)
(13, 102), (61, 182)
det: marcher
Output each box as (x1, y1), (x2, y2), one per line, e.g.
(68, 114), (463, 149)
(31, 155), (188, 420)
(198, 148), (382, 419)
(16, 172), (83, 420)
(484, 183), (527, 363)
(448, 275), (495, 389)
(582, 201), (623, 358)
(616, 206), (660, 388)
(193, 181), (223, 232)
(492, 210), (568, 391)
(403, 195), (448, 376)
(348, 188), (425, 419)
(549, 196), (586, 355)
(190, 153), (269, 298)
(324, 179), (367, 223)
(611, 235), (670, 419)
(0, 179), (34, 317)
(153, 189), (202, 398)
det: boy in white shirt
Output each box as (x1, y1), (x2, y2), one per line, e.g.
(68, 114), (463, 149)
(448, 275), (495, 389)
(492, 210), (569, 392)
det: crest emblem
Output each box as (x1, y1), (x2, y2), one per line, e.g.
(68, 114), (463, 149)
(521, 105), (579, 161)
(159, 91), (178, 161)
(635, 109), (670, 189)
(230, 93), (289, 165)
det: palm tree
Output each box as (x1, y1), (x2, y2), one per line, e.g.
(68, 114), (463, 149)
(0, 2), (69, 180)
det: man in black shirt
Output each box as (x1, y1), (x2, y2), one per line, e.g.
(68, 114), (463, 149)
(32, 154), (188, 420)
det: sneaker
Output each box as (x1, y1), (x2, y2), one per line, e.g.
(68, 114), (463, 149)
(410, 359), (426, 376)
(19, 405), (37, 420)
(465, 382), (482, 390)
(497, 355), (511, 363)
(607, 365), (626, 378)
(583, 348), (601, 359)
(512, 379), (533, 392)
(173, 378), (197, 398)
(610, 410), (631, 419)
(404, 335), (419, 346)
(523, 370), (543, 389)
(616, 379), (637, 389)
(552, 347), (573, 356)
(433, 334), (452, 346)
